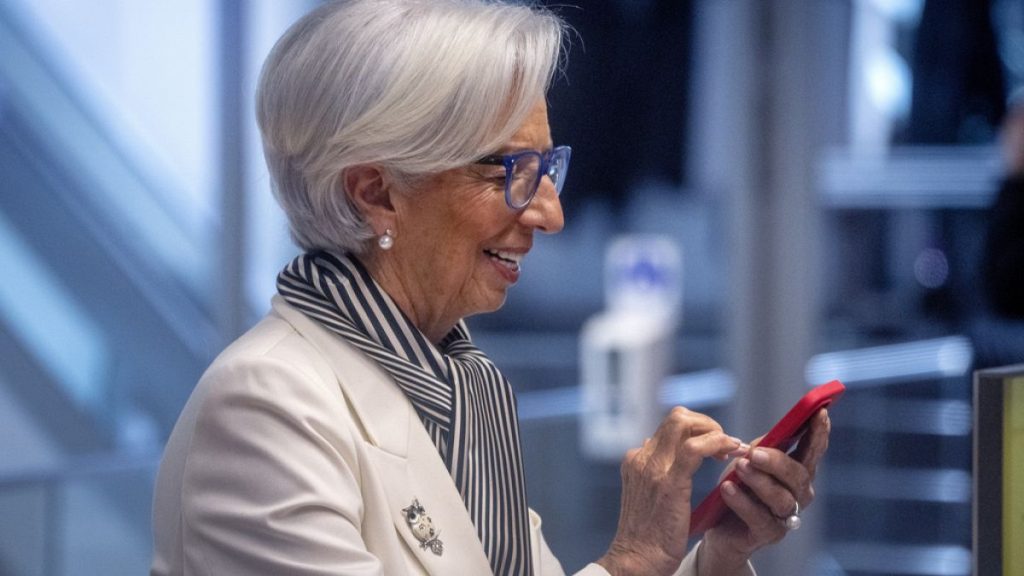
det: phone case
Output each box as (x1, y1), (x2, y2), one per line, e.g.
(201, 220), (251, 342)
(687, 379), (845, 536)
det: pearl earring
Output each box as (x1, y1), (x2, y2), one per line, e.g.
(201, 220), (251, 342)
(378, 229), (394, 250)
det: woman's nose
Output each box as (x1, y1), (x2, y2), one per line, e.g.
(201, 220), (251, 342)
(519, 175), (565, 233)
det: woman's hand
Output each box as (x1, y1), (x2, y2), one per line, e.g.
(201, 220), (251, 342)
(597, 407), (743, 576)
(698, 409), (832, 576)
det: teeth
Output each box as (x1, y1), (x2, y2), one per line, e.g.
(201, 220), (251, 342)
(483, 245), (524, 266)
(494, 250), (522, 264)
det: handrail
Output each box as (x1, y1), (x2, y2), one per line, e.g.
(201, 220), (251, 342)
(0, 450), (161, 576)
(517, 368), (736, 422)
(818, 145), (1001, 209)
(517, 335), (974, 423)
(0, 451), (161, 490)
(827, 542), (970, 576)
(805, 335), (973, 388)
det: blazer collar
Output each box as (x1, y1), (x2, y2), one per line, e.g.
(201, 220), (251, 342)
(271, 296), (493, 574)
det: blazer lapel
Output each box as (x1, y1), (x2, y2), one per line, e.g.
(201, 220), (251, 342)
(363, 427), (494, 575)
(272, 297), (493, 575)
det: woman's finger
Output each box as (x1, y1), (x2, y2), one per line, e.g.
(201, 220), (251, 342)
(734, 456), (804, 518)
(790, 409), (831, 478)
(648, 407), (726, 470)
(719, 480), (787, 544)
(671, 430), (743, 477)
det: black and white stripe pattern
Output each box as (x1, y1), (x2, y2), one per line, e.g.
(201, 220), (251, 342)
(278, 251), (532, 575)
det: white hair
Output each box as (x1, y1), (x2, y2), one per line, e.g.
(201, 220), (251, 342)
(256, 0), (567, 254)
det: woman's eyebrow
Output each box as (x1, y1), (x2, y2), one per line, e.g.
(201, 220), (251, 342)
(493, 143), (554, 155)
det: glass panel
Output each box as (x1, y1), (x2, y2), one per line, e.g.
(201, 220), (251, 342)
(0, 487), (46, 576)
(0, 212), (107, 411)
(59, 469), (154, 576)
(3, 0), (218, 295)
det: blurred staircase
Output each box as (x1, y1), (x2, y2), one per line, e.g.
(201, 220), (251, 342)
(0, 3), (228, 573)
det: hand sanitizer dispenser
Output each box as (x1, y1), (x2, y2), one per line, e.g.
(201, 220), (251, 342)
(580, 235), (682, 461)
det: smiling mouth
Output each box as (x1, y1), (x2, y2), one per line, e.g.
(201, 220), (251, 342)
(484, 249), (523, 272)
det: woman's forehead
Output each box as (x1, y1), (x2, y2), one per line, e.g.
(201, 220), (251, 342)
(496, 100), (552, 153)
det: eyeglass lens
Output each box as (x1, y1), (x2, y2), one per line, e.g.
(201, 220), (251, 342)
(508, 149), (570, 208)
(509, 154), (542, 208)
(548, 150), (568, 193)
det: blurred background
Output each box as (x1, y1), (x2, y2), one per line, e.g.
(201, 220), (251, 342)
(0, 0), (1021, 574)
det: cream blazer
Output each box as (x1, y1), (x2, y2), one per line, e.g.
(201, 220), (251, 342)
(151, 296), (714, 576)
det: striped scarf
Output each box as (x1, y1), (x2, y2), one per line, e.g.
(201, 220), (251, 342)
(277, 251), (532, 576)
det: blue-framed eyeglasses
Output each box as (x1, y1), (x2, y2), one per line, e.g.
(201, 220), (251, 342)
(474, 145), (571, 210)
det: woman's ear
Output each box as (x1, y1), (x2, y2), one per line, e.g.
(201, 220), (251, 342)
(343, 165), (395, 233)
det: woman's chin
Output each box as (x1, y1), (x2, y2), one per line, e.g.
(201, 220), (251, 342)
(468, 287), (510, 318)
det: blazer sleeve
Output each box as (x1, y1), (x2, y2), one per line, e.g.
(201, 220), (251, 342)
(180, 355), (384, 575)
(570, 543), (755, 576)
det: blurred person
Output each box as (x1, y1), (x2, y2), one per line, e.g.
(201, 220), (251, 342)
(542, 0), (692, 215)
(907, 0), (1005, 144)
(984, 98), (1024, 318)
(150, 1), (831, 575)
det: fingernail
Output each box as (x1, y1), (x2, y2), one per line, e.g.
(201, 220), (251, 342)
(727, 443), (750, 457)
(751, 449), (769, 465)
(729, 436), (744, 444)
(722, 481), (737, 496)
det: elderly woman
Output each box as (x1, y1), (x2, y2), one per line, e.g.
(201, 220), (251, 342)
(151, 1), (831, 575)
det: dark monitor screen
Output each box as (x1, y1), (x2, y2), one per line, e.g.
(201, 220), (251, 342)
(974, 365), (1024, 575)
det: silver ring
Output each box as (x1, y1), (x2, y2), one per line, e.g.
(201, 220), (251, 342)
(784, 501), (801, 531)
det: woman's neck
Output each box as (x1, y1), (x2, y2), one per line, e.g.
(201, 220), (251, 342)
(354, 251), (456, 345)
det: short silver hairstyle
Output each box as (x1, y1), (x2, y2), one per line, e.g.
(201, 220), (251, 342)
(256, 0), (567, 254)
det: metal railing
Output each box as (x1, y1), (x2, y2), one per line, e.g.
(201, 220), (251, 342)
(0, 451), (160, 576)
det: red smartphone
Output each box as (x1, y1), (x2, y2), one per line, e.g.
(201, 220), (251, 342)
(688, 379), (845, 536)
